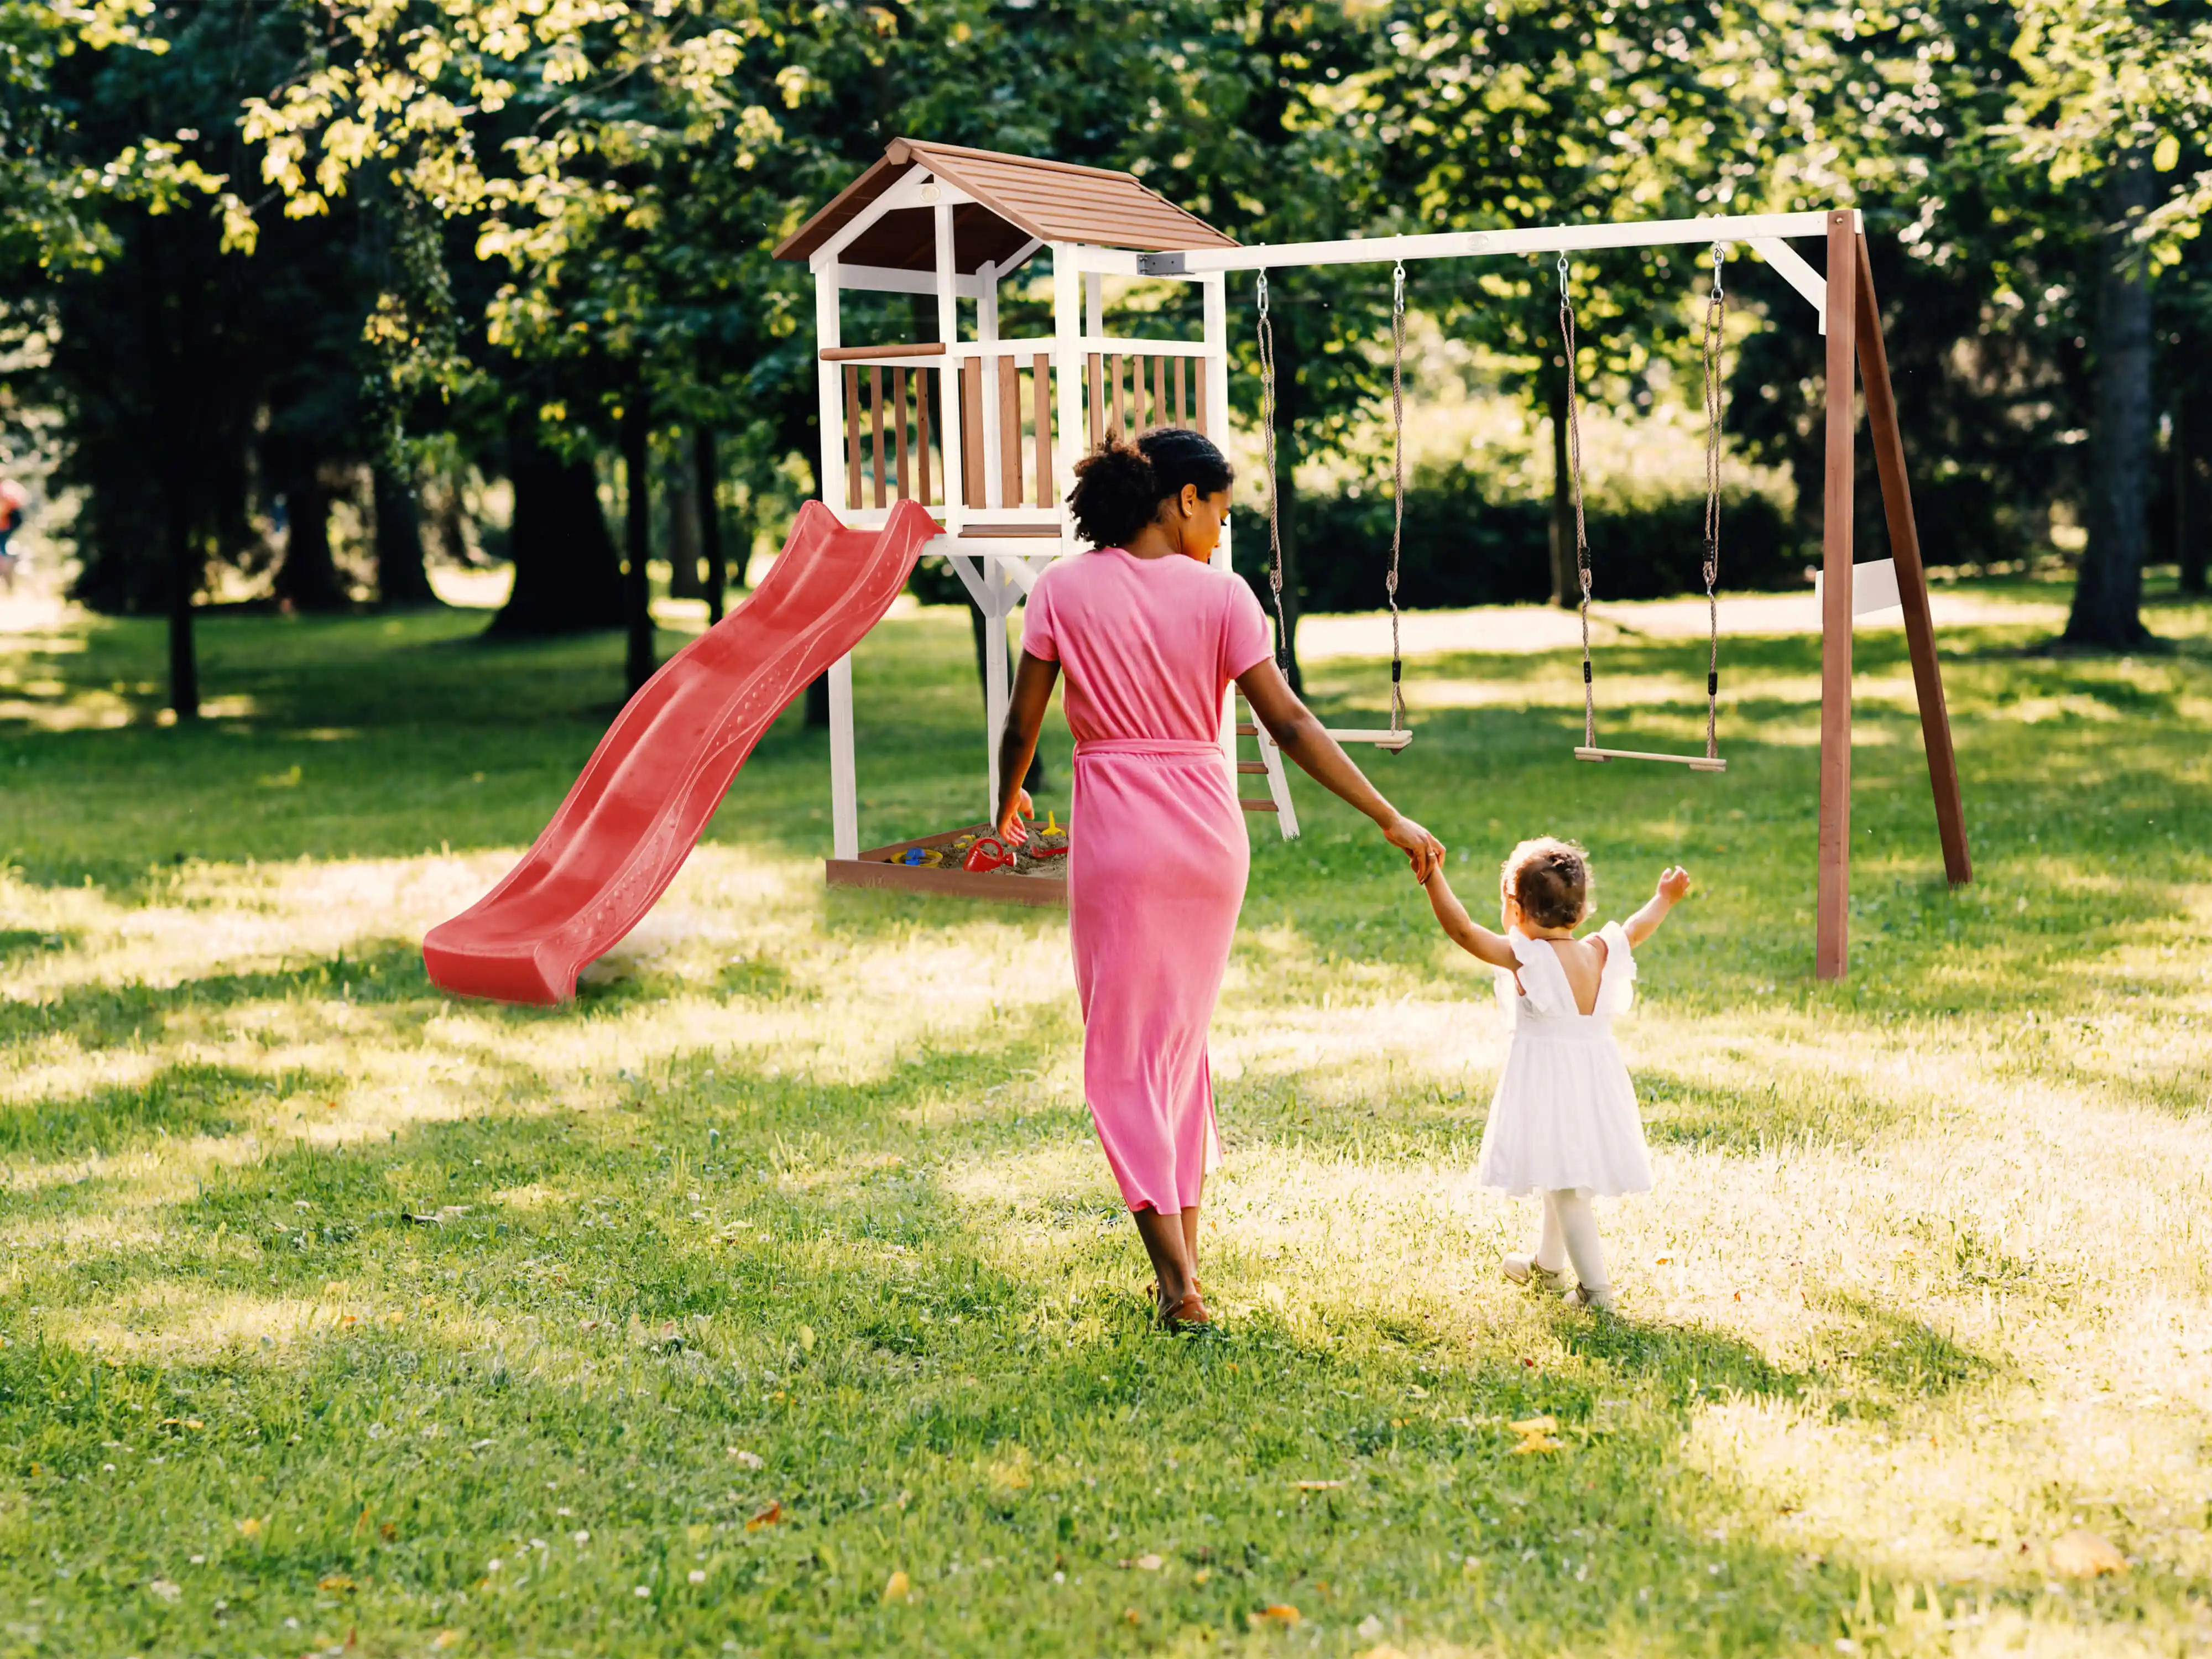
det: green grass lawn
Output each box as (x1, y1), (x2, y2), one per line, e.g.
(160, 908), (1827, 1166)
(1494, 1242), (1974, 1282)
(2, 578), (2209, 1658)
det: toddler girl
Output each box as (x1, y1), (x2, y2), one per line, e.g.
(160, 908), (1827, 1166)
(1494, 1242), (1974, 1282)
(1421, 838), (1690, 1311)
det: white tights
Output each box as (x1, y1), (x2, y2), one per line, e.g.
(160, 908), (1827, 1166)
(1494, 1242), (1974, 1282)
(1533, 1189), (1610, 1297)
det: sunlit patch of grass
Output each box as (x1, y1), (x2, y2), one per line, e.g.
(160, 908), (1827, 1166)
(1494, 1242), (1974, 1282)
(1, 583), (2210, 1653)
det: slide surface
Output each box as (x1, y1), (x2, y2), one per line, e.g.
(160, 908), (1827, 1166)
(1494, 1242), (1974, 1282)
(424, 498), (939, 1004)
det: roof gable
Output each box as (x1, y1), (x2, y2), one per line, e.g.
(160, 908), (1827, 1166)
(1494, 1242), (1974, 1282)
(773, 139), (1235, 273)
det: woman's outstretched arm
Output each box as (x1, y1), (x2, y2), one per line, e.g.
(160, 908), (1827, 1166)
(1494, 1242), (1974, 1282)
(994, 649), (1061, 842)
(1234, 657), (1443, 881)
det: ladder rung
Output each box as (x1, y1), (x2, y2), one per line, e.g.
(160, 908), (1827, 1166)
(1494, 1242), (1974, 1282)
(1574, 746), (1726, 773)
(1239, 798), (1279, 813)
(1236, 761), (1269, 774)
(1235, 723), (1259, 737)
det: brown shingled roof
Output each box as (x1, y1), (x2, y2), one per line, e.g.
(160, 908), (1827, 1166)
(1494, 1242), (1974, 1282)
(773, 139), (1235, 273)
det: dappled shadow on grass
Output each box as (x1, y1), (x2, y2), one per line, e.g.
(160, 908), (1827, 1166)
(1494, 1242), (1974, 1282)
(0, 939), (434, 1051)
(1639, 1068), (1900, 1156)
(0, 1060), (336, 1162)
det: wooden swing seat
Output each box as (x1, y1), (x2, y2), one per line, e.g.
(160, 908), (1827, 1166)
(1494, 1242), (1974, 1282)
(1323, 727), (1414, 752)
(1574, 745), (1725, 773)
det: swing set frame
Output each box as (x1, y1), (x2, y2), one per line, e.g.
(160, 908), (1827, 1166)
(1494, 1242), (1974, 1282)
(1151, 207), (1972, 981)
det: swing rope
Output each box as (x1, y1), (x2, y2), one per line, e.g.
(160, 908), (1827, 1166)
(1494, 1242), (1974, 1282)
(1562, 242), (1729, 767)
(1699, 241), (1725, 763)
(1387, 260), (1406, 734)
(1256, 270), (1291, 674)
(1559, 253), (1597, 752)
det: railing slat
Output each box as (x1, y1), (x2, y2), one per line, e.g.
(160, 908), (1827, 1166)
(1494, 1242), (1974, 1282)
(1172, 356), (1186, 425)
(1032, 352), (1052, 507)
(961, 356), (985, 508)
(1194, 359), (1208, 437)
(1087, 353), (1104, 448)
(843, 364), (862, 510)
(1152, 356), (1167, 432)
(1111, 354), (1125, 440)
(894, 367), (911, 499)
(918, 367), (932, 505)
(869, 366), (888, 509)
(998, 355), (1022, 507)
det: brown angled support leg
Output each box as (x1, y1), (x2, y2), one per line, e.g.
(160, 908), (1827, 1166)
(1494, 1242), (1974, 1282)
(1854, 233), (1971, 888)
(1817, 209), (1859, 982)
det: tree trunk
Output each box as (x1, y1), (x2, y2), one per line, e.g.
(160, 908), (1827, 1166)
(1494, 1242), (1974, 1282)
(489, 419), (624, 637)
(623, 393), (655, 696)
(1271, 325), (1306, 694)
(696, 425), (726, 625)
(1546, 377), (1573, 608)
(666, 437), (703, 599)
(373, 464), (440, 608)
(274, 468), (347, 612)
(2064, 158), (2156, 649)
(165, 444), (199, 720)
(2178, 391), (2207, 597)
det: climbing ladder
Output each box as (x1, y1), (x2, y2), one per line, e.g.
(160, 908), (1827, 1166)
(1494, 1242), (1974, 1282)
(1233, 693), (1299, 837)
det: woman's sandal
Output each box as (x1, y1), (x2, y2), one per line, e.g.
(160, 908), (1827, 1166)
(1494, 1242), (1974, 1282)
(1159, 1288), (1213, 1332)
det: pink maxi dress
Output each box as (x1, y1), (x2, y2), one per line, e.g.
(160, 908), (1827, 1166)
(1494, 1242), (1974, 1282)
(1019, 548), (1274, 1214)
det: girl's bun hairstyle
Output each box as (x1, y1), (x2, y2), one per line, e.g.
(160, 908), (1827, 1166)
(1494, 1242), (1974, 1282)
(1067, 427), (1234, 549)
(1501, 836), (1593, 930)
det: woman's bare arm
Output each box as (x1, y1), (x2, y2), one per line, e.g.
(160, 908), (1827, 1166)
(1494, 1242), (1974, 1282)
(1234, 657), (1443, 880)
(993, 649), (1061, 842)
(1421, 866), (1519, 968)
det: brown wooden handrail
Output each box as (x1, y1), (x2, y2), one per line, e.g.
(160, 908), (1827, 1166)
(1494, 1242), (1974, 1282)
(820, 342), (948, 362)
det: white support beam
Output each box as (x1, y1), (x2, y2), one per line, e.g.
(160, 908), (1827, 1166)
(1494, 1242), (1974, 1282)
(808, 169), (973, 271)
(828, 654), (858, 860)
(1747, 236), (1829, 332)
(1053, 245), (1086, 531)
(1138, 210), (1860, 276)
(814, 270), (843, 512)
(933, 198), (965, 535)
(1084, 270), (1104, 337)
(831, 263), (992, 300)
(978, 259), (1003, 510)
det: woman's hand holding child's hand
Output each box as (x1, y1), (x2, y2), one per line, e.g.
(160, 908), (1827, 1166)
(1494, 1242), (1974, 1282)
(1383, 814), (1446, 883)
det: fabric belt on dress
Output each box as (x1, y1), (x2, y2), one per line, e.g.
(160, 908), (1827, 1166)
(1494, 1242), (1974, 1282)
(1073, 739), (1222, 759)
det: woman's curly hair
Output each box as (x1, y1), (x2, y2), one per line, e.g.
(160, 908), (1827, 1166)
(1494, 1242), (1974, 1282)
(1501, 837), (1593, 930)
(1066, 427), (1234, 549)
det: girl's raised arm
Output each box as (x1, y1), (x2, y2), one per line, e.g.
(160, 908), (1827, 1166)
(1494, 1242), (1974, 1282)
(1624, 865), (1693, 947)
(1422, 866), (1519, 968)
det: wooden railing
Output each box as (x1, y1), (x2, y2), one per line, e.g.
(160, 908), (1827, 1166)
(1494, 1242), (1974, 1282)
(827, 340), (1212, 520)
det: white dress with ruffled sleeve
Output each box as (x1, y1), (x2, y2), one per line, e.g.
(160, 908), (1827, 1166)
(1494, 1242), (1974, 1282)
(1473, 923), (1654, 1198)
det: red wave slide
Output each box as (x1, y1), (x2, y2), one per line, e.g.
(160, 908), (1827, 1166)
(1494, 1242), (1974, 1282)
(424, 498), (940, 1005)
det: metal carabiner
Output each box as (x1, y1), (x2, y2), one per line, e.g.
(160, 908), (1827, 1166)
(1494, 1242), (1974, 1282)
(1392, 259), (1406, 311)
(1556, 250), (1570, 291)
(1256, 269), (1270, 319)
(1710, 240), (1725, 299)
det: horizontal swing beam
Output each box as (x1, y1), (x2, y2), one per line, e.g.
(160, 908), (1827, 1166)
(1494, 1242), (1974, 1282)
(1138, 210), (1859, 276)
(1575, 747), (1726, 773)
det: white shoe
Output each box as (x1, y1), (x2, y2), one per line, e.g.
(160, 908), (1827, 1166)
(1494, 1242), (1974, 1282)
(1503, 1252), (1569, 1290)
(1564, 1281), (1618, 1313)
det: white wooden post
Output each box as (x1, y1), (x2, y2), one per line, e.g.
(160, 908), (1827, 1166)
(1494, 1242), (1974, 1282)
(1084, 270), (1104, 338)
(983, 568), (1010, 820)
(933, 194), (964, 529)
(817, 265), (862, 859)
(1052, 244), (1084, 539)
(978, 259), (1003, 510)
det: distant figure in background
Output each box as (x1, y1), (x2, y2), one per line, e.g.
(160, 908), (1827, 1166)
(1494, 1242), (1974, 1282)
(0, 478), (27, 592)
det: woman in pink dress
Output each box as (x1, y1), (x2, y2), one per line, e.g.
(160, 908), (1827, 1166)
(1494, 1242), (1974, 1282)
(994, 429), (1443, 1329)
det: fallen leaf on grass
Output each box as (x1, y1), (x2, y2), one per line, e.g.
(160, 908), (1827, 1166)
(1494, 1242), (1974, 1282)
(147, 1578), (181, 1601)
(236, 1517), (265, 1539)
(431, 1632), (462, 1650)
(1123, 1608), (1141, 1625)
(1291, 1480), (1343, 1491)
(1512, 1436), (1563, 1454)
(727, 1448), (764, 1469)
(746, 1501), (784, 1531)
(1249, 1604), (1302, 1627)
(882, 1570), (910, 1603)
(319, 1574), (357, 1593)
(1508, 1416), (1558, 1436)
(1117, 1554), (1163, 1571)
(2050, 1530), (2126, 1577)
